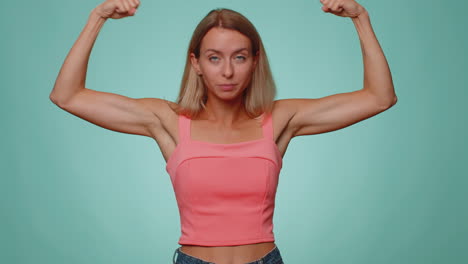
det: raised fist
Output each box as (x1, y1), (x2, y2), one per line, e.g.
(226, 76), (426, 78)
(94, 0), (140, 19)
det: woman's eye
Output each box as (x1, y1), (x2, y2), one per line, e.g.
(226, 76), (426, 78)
(208, 55), (246, 62)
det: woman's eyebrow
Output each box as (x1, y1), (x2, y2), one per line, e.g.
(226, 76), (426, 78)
(204, 48), (249, 54)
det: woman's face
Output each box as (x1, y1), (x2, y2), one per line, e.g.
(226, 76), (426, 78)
(191, 27), (258, 101)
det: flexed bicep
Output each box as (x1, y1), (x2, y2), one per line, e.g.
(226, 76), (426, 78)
(57, 88), (165, 138)
(283, 89), (394, 137)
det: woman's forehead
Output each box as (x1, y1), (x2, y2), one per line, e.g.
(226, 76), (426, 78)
(200, 27), (252, 53)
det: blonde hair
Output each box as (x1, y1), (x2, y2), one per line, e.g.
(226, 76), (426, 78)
(173, 8), (277, 120)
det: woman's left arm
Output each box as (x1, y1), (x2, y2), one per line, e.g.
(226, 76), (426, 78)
(286, 0), (397, 137)
(348, 6), (397, 106)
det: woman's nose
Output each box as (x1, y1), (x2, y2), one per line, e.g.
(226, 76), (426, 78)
(222, 61), (234, 78)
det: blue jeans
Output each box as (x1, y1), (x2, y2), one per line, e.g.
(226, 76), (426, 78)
(172, 245), (284, 264)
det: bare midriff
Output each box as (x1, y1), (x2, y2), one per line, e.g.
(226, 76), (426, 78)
(180, 242), (276, 264)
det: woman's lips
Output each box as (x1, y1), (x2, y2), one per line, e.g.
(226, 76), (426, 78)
(218, 84), (237, 91)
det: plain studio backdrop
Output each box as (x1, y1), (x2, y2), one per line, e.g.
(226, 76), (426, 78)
(2, 0), (467, 263)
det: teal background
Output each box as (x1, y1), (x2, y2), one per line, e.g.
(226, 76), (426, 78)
(2, 0), (467, 263)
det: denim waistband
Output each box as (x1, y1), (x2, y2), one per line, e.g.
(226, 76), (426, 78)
(172, 245), (283, 264)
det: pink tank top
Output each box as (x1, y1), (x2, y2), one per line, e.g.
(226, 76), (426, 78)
(165, 112), (283, 246)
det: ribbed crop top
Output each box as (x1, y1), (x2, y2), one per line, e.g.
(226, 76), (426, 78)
(165, 112), (283, 246)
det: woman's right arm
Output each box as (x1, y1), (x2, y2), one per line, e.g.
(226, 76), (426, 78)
(49, 0), (164, 138)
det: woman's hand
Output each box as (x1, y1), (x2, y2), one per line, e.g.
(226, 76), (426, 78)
(93, 0), (140, 19)
(319, 0), (366, 18)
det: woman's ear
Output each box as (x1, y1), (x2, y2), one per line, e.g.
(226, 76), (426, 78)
(253, 51), (260, 68)
(190, 53), (202, 75)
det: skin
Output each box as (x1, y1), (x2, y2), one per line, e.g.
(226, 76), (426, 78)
(50, 0), (397, 263)
(189, 27), (259, 127)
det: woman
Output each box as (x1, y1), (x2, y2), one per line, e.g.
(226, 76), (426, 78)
(49, 0), (397, 263)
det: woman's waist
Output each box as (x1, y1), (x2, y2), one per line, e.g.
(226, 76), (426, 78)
(180, 242), (276, 263)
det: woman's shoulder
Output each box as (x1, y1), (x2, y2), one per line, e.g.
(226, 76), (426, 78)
(272, 99), (297, 119)
(142, 98), (179, 119)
